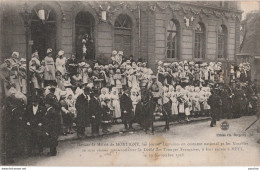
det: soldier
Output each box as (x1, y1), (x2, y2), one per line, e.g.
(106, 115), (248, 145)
(43, 95), (61, 156)
(147, 75), (163, 114)
(120, 86), (134, 131)
(25, 96), (46, 156)
(208, 88), (222, 127)
(75, 86), (91, 138)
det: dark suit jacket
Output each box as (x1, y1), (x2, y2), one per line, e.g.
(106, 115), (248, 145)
(120, 93), (133, 122)
(25, 105), (45, 128)
(89, 96), (102, 123)
(75, 94), (90, 126)
(120, 93), (133, 114)
(43, 107), (61, 136)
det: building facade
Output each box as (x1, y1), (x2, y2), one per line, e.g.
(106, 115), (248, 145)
(240, 7), (260, 89)
(0, 1), (242, 72)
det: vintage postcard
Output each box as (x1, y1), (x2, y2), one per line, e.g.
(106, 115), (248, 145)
(0, 0), (260, 166)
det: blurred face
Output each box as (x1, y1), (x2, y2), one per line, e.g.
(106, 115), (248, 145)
(48, 53), (52, 57)
(67, 95), (72, 100)
(32, 60), (36, 65)
(45, 103), (51, 108)
(5, 61), (11, 67)
(32, 101), (39, 106)
(84, 88), (90, 95)
(71, 55), (76, 60)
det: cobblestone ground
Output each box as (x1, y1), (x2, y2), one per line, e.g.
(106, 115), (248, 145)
(12, 115), (260, 166)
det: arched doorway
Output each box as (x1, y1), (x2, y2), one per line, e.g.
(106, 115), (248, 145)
(31, 4), (57, 60)
(114, 14), (132, 58)
(75, 11), (95, 61)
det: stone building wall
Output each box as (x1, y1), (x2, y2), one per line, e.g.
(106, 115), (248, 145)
(0, 1), (242, 73)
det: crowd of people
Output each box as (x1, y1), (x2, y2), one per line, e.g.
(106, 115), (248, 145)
(0, 48), (259, 164)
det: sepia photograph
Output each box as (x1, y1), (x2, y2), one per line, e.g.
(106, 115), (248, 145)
(0, 0), (260, 167)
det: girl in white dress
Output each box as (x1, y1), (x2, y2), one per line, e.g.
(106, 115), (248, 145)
(110, 87), (121, 121)
(56, 50), (66, 75)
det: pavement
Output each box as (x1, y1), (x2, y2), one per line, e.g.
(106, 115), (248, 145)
(58, 116), (211, 142)
(11, 115), (260, 166)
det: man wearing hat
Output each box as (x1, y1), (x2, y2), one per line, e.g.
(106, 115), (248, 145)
(120, 86), (134, 130)
(208, 88), (222, 127)
(75, 86), (91, 138)
(3, 94), (25, 163)
(43, 95), (61, 156)
(25, 96), (45, 156)
(89, 88), (102, 136)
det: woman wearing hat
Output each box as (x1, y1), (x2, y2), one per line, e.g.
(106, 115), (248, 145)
(56, 50), (66, 76)
(44, 48), (56, 86)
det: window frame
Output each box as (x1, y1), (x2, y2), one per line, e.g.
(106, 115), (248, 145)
(194, 22), (206, 59)
(217, 25), (227, 59)
(166, 19), (179, 59)
(113, 14), (133, 58)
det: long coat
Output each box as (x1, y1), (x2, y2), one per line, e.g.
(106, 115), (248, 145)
(135, 100), (156, 129)
(43, 107), (61, 147)
(120, 93), (133, 123)
(75, 94), (90, 127)
(89, 97), (102, 124)
(208, 93), (222, 119)
(25, 105), (46, 132)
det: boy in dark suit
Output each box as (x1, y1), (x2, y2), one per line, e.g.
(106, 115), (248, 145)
(120, 87), (134, 130)
(89, 88), (102, 136)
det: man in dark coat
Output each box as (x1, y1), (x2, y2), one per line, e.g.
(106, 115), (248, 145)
(232, 84), (243, 118)
(135, 89), (156, 134)
(208, 88), (222, 127)
(3, 95), (16, 164)
(25, 96), (46, 156)
(75, 86), (91, 138)
(120, 87), (134, 130)
(89, 89), (102, 136)
(220, 85), (233, 119)
(2, 95), (25, 164)
(43, 95), (61, 156)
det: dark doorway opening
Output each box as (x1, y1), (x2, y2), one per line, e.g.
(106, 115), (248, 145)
(75, 11), (95, 61)
(31, 5), (57, 61)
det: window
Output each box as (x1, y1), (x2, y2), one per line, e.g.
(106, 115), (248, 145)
(114, 14), (132, 58)
(167, 19), (179, 59)
(194, 23), (205, 59)
(218, 25), (227, 58)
